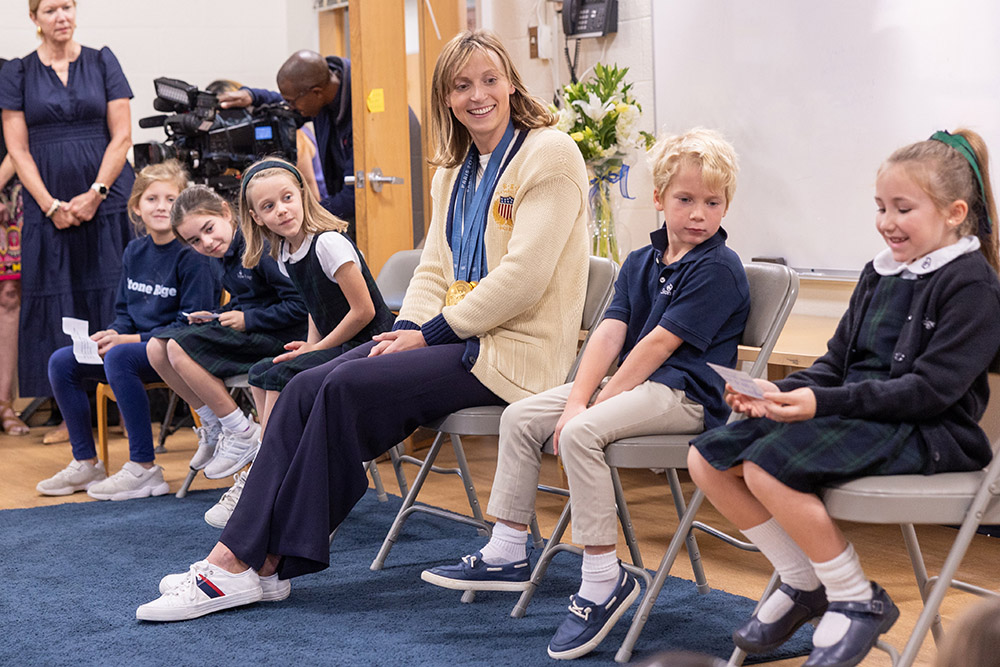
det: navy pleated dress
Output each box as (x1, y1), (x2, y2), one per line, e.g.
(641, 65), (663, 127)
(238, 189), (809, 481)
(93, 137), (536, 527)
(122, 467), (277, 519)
(0, 46), (135, 397)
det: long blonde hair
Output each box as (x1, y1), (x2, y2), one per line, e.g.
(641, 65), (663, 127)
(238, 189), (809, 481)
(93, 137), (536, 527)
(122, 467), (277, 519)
(882, 128), (999, 272)
(238, 157), (348, 268)
(430, 30), (554, 169)
(127, 159), (189, 236)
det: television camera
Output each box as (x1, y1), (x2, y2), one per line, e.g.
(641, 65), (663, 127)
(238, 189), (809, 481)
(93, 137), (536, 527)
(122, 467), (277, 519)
(134, 77), (300, 197)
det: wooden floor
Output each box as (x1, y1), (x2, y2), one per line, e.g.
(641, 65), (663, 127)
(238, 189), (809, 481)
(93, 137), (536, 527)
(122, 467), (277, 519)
(2, 419), (997, 666)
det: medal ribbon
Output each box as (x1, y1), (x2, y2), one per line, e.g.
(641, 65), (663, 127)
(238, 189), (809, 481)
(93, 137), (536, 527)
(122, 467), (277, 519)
(451, 121), (516, 283)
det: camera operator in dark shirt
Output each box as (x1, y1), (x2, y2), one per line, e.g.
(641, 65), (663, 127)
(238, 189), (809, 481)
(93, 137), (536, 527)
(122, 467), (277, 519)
(220, 50), (423, 242)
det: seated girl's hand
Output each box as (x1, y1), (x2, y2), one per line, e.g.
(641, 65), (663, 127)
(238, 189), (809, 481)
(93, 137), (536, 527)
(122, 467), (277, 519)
(91, 329), (120, 357)
(725, 379), (778, 418)
(368, 330), (427, 357)
(761, 387), (817, 423)
(273, 340), (314, 364)
(218, 311), (246, 331)
(186, 310), (216, 324)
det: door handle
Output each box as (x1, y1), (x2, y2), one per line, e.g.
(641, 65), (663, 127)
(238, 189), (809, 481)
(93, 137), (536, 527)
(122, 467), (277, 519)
(367, 167), (405, 193)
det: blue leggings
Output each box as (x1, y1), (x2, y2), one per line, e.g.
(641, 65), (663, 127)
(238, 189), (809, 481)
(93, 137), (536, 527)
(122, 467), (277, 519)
(48, 343), (162, 463)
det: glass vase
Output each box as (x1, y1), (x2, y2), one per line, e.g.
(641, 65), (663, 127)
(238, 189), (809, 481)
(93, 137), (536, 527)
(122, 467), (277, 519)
(588, 162), (620, 264)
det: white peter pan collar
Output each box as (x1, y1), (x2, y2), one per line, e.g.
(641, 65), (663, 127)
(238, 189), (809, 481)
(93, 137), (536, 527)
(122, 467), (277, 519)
(873, 235), (980, 279)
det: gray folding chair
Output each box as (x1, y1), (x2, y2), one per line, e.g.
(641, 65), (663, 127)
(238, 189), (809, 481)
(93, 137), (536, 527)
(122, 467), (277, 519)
(818, 373), (1000, 667)
(525, 262), (799, 664)
(370, 256), (619, 571)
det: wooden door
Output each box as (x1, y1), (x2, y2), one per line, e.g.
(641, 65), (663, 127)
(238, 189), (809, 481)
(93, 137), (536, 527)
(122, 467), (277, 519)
(348, 0), (413, 275)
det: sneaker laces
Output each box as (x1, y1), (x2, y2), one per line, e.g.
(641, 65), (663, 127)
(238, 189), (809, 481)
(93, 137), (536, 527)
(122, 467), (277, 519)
(194, 424), (221, 450)
(216, 471), (247, 511)
(215, 426), (254, 459)
(164, 562), (213, 604)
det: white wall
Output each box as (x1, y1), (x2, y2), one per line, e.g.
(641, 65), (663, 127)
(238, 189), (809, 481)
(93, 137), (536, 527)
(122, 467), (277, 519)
(0, 0), (319, 145)
(490, 0), (659, 257)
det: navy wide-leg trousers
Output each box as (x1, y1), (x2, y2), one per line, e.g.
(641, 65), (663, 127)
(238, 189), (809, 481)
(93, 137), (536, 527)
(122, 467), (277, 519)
(220, 341), (505, 578)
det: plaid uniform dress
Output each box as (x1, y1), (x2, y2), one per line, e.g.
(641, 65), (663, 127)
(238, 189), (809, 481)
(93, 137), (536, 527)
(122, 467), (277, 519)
(247, 232), (394, 391)
(693, 276), (926, 494)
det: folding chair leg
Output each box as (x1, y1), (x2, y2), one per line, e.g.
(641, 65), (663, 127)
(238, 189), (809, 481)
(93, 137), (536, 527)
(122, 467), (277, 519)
(512, 499), (573, 618)
(666, 469), (710, 594)
(529, 515), (544, 550)
(899, 523), (944, 644)
(449, 434), (489, 537)
(898, 511), (992, 666)
(388, 443), (408, 497)
(176, 468), (197, 498)
(156, 391), (181, 453)
(615, 488), (707, 663)
(725, 571), (780, 667)
(371, 433), (447, 570)
(367, 460), (388, 502)
(611, 468), (643, 569)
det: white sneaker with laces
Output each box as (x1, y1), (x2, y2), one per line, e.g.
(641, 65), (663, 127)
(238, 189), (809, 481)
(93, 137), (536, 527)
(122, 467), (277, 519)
(204, 469), (247, 528)
(87, 461), (171, 501)
(36, 460), (107, 496)
(136, 559), (262, 621)
(188, 423), (222, 470)
(159, 569), (289, 601)
(204, 418), (261, 479)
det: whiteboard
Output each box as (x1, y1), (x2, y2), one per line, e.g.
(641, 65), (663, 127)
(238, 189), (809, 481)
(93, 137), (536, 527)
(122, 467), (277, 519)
(651, 0), (1000, 273)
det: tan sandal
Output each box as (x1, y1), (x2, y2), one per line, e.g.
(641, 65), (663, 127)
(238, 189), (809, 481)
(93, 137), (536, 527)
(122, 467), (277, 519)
(42, 421), (69, 444)
(0, 400), (29, 436)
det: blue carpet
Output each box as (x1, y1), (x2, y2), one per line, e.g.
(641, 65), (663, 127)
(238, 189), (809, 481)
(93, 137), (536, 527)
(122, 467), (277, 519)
(0, 490), (811, 666)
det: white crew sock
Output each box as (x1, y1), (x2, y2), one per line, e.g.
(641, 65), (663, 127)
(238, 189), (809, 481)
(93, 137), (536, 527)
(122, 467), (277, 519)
(219, 408), (251, 434)
(742, 518), (823, 623)
(478, 522), (528, 564)
(810, 544), (872, 647)
(578, 550), (621, 604)
(195, 405), (221, 428)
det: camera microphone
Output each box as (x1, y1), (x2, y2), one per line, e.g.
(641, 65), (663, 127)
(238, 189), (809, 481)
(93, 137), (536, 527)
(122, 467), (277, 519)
(138, 114), (169, 129)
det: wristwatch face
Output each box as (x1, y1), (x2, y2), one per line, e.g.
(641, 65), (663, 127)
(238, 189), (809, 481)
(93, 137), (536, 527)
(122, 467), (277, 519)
(93, 183), (108, 197)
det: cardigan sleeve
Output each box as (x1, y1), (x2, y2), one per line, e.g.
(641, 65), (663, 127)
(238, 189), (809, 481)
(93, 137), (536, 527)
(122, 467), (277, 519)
(809, 274), (1000, 421)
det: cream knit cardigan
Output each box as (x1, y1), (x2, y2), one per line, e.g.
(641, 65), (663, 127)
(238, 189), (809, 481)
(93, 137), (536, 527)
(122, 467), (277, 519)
(398, 127), (590, 403)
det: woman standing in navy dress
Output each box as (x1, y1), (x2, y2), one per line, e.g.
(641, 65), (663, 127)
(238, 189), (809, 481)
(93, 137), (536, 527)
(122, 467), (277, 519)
(0, 0), (134, 415)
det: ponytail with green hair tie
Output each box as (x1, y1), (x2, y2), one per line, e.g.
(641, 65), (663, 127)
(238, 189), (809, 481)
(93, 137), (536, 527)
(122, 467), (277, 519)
(929, 130), (994, 232)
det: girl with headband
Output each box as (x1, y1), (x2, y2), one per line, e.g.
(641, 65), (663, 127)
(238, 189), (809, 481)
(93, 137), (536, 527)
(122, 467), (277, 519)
(194, 157), (393, 531)
(137, 29), (590, 622)
(688, 128), (1000, 667)
(146, 184), (307, 490)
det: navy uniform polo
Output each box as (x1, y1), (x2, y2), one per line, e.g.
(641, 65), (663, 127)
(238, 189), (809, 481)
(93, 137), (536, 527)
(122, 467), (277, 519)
(603, 226), (750, 429)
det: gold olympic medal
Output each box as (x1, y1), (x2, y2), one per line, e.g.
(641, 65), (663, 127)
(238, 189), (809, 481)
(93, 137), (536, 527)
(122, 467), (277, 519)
(445, 280), (477, 306)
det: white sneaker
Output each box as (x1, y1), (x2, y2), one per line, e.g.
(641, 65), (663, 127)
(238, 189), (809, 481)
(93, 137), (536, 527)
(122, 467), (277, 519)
(204, 469), (247, 528)
(36, 460), (107, 496)
(87, 461), (171, 501)
(204, 418), (261, 479)
(159, 569), (290, 601)
(136, 559), (262, 622)
(188, 423), (222, 470)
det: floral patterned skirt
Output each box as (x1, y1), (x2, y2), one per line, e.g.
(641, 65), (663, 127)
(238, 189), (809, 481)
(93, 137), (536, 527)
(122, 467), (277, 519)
(0, 178), (22, 281)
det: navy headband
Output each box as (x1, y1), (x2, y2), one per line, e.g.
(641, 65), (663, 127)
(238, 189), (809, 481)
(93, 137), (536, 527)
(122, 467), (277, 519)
(240, 160), (304, 202)
(929, 130), (994, 231)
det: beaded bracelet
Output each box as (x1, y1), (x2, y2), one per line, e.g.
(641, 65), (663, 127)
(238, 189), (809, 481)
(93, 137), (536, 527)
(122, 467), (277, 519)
(45, 199), (62, 218)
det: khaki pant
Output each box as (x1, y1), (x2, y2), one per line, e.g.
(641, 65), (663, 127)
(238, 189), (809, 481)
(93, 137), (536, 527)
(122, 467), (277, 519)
(486, 380), (704, 545)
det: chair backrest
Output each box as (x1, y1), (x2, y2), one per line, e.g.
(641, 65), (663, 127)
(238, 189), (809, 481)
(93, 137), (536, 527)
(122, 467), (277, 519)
(566, 256), (619, 381)
(375, 249), (423, 313)
(741, 262), (800, 379)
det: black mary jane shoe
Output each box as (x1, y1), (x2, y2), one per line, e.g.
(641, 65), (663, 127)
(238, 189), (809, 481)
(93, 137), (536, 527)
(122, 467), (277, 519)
(803, 583), (899, 667)
(733, 583), (828, 654)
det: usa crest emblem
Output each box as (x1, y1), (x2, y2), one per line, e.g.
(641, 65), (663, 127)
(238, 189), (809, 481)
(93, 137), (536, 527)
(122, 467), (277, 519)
(492, 184), (516, 230)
